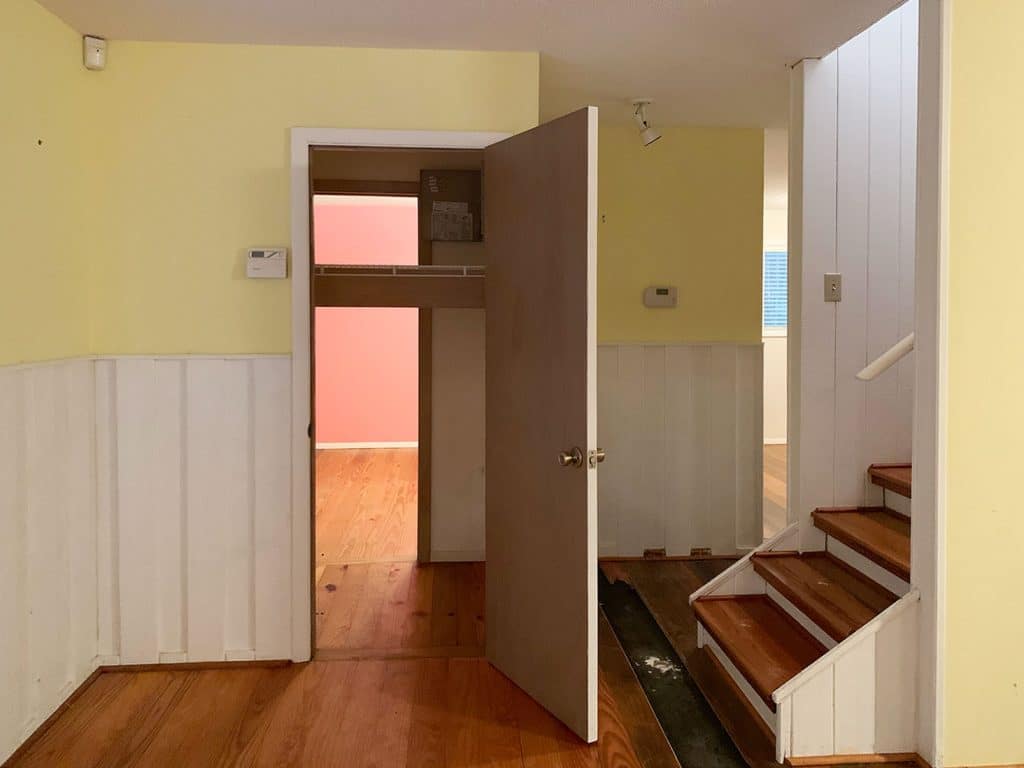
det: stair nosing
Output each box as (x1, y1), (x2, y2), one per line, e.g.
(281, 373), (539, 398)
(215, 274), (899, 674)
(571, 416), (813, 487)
(751, 550), (898, 642)
(868, 462), (912, 498)
(694, 595), (826, 712)
(812, 507), (911, 582)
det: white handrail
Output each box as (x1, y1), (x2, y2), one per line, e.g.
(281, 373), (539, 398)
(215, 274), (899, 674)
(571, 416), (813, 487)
(856, 332), (915, 381)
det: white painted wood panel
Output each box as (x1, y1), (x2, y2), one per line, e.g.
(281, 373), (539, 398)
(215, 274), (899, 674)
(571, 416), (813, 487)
(598, 343), (763, 556)
(252, 359), (293, 660)
(793, 0), (917, 542)
(0, 360), (100, 764)
(791, 53), (839, 552)
(186, 360), (252, 660)
(431, 308), (486, 561)
(96, 355), (293, 665)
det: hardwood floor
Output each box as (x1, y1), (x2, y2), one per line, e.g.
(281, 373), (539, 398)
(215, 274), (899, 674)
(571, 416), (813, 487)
(8, 619), (674, 768)
(315, 448), (417, 566)
(315, 562), (484, 658)
(601, 560), (919, 768)
(763, 444), (787, 539)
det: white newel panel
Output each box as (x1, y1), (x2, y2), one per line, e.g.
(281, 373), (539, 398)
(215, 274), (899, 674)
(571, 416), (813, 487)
(597, 343), (763, 556)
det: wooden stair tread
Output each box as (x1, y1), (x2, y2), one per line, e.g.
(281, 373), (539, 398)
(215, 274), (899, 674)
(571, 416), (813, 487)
(694, 595), (827, 711)
(868, 463), (912, 498)
(812, 507), (911, 581)
(752, 551), (898, 641)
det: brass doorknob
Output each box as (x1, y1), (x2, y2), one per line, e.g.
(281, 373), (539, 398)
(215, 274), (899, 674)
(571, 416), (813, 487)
(558, 447), (584, 468)
(588, 448), (606, 468)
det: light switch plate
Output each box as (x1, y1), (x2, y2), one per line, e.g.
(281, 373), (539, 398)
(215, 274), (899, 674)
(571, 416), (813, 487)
(824, 272), (842, 302)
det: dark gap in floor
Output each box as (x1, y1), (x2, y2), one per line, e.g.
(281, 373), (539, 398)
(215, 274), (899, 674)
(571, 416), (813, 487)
(599, 570), (746, 768)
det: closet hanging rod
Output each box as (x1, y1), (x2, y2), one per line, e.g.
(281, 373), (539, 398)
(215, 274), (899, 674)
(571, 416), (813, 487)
(314, 264), (485, 278)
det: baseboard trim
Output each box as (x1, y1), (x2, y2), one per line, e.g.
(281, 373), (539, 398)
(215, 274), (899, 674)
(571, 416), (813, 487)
(429, 550), (485, 563)
(764, 438), (787, 445)
(785, 754), (929, 767)
(1, 668), (103, 768)
(97, 659), (291, 673)
(314, 645), (483, 662)
(316, 441), (418, 450)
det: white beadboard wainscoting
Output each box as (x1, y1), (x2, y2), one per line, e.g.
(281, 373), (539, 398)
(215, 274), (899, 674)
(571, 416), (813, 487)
(597, 343), (764, 556)
(94, 355), (293, 666)
(0, 359), (99, 763)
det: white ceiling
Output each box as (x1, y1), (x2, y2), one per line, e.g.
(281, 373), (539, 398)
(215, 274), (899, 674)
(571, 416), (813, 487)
(40, 0), (904, 127)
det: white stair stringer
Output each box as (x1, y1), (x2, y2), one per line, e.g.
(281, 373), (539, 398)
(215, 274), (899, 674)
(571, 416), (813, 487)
(771, 588), (920, 763)
(688, 522), (800, 605)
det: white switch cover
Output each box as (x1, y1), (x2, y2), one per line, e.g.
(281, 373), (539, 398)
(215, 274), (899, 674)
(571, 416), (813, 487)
(247, 248), (288, 279)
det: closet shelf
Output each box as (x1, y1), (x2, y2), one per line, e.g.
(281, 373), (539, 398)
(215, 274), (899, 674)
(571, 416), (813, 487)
(314, 264), (485, 309)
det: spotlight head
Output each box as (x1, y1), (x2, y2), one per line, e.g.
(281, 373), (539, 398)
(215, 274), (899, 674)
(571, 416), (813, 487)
(631, 99), (661, 147)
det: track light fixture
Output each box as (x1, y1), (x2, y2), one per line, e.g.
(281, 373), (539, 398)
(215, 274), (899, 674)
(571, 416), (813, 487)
(632, 99), (662, 147)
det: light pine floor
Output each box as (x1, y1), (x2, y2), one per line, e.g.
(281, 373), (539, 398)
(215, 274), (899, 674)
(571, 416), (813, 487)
(315, 448), (417, 565)
(763, 444), (787, 539)
(316, 562), (484, 658)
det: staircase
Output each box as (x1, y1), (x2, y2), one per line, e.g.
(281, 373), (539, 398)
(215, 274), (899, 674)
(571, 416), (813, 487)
(690, 463), (918, 764)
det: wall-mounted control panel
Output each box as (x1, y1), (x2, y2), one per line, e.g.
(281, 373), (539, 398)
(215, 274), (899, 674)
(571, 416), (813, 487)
(247, 248), (288, 279)
(643, 285), (678, 308)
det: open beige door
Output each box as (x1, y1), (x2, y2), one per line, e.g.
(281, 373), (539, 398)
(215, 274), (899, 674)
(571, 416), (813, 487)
(483, 107), (599, 741)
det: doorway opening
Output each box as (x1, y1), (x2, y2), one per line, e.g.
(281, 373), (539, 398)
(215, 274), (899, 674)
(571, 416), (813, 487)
(313, 194), (420, 567)
(308, 148), (489, 660)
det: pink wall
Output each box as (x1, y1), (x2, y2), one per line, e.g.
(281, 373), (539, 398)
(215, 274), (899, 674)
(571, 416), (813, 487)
(314, 196), (418, 445)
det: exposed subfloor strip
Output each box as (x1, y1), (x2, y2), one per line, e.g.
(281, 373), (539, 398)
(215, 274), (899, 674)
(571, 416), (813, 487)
(599, 570), (747, 768)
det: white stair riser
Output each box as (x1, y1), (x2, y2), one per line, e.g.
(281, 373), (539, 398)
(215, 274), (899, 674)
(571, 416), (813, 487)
(884, 489), (911, 517)
(764, 586), (838, 650)
(824, 537), (911, 597)
(698, 625), (778, 735)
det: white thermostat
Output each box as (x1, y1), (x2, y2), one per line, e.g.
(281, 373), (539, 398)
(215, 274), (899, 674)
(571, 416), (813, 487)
(247, 248), (288, 279)
(643, 285), (677, 308)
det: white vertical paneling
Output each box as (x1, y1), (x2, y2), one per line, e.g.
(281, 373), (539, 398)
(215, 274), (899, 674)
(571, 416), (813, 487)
(734, 347), (763, 548)
(664, 346), (694, 556)
(790, 670), (834, 757)
(252, 358), (293, 660)
(0, 368), (26, 758)
(865, 10), (904, 467)
(614, 345), (646, 554)
(640, 347), (666, 549)
(792, 53), (839, 551)
(597, 344), (762, 556)
(794, 0), (916, 541)
(874, 600), (919, 752)
(0, 360), (102, 764)
(116, 359), (184, 664)
(65, 360), (97, 684)
(689, 346), (714, 550)
(834, 30), (871, 507)
(186, 360), (251, 660)
(596, 346), (622, 555)
(896, 3), (919, 461)
(709, 347), (738, 554)
(94, 360), (120, 660)
(25, 365), (66, 721)
(833, 638), (876, 753)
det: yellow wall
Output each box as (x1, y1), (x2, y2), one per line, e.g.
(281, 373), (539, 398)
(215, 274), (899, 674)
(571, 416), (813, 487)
(0, 0), (92, 365)
(84, 42), (539, 354)
(944, 1), (1024, 765)
(598, 122), (763, 344)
